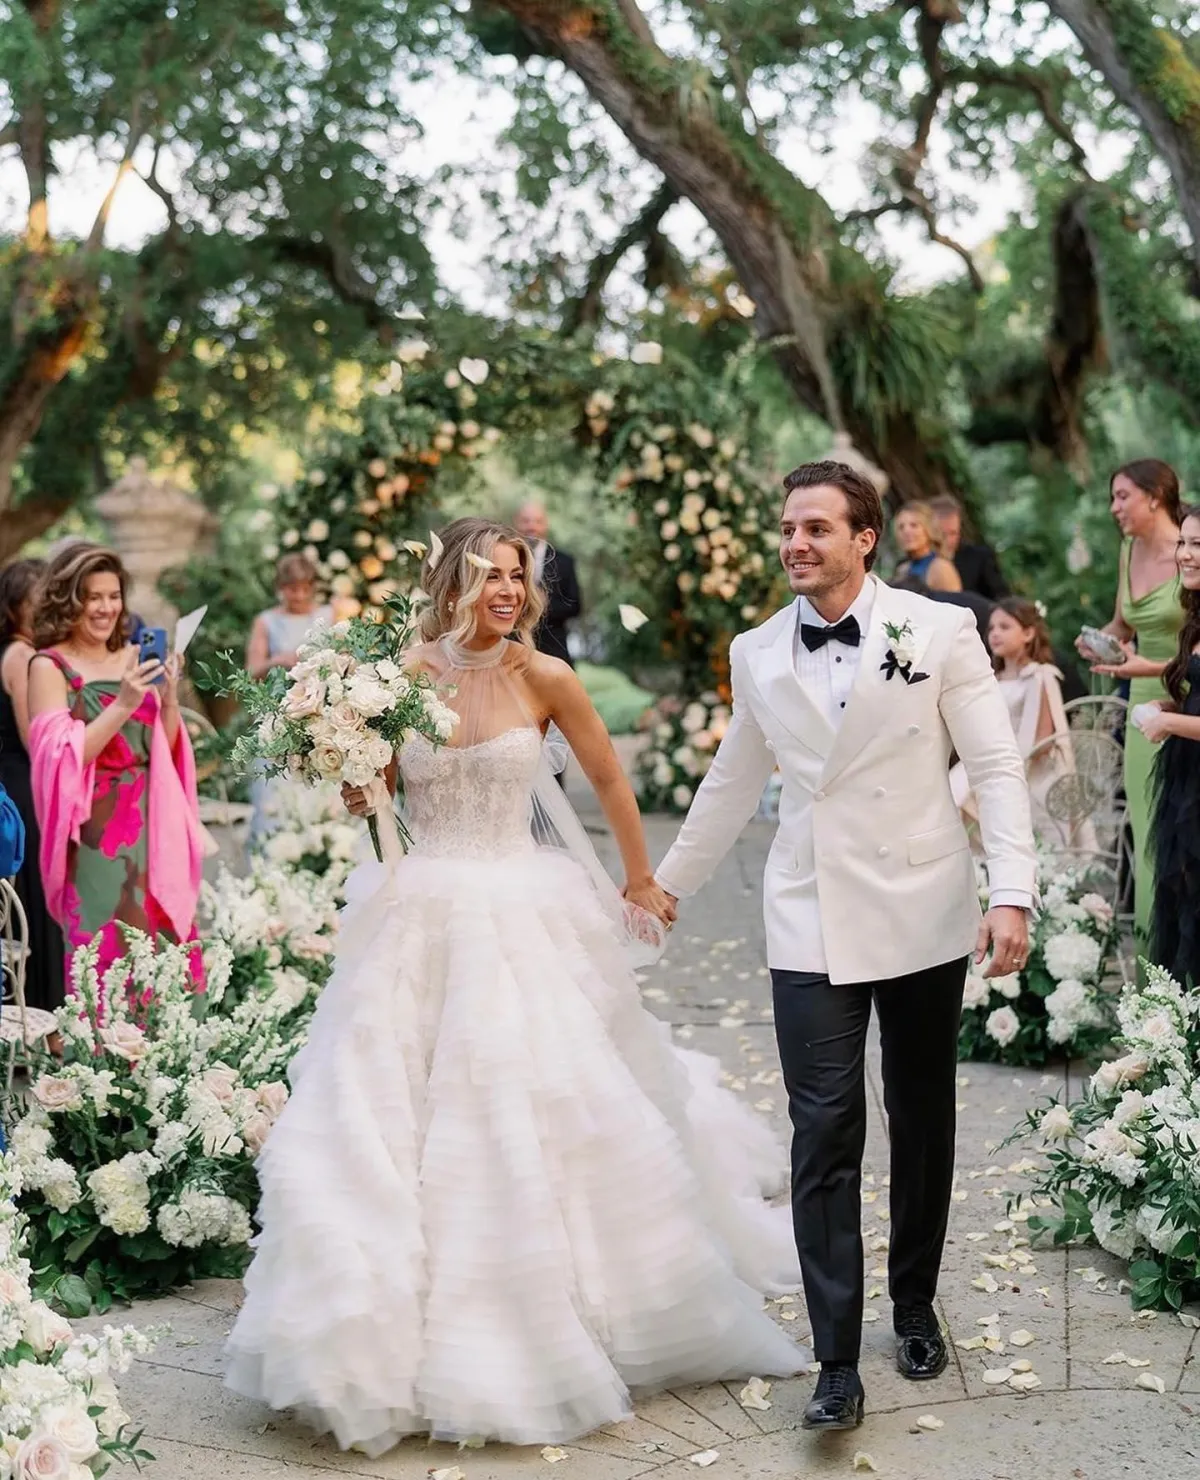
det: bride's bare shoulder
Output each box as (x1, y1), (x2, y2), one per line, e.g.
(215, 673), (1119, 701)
(518, 646), (576, 691)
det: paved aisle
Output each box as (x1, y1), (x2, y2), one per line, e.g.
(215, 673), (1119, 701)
(92, 819), (1198, 1480)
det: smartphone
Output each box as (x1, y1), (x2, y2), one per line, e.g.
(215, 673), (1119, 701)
(138, 626), (168, 681)
(1079, 626), (1125, 664)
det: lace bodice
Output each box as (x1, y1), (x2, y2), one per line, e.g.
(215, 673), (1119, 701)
(398, 726), (543, 858)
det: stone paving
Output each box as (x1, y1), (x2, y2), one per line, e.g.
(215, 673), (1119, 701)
(92, 812), (1199, 1480)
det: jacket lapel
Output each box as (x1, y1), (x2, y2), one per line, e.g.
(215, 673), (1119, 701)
(821, 579), (934, 785)
(751, 603), (836, 761)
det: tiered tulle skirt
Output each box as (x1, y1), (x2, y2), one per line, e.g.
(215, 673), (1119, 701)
(224, 849), (805, 1454)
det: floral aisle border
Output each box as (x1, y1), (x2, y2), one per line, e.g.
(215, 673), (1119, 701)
(958, 859), (1118, 1067)
(635, 693), (731, 812)
(1026, 963), (1200, 1313)
(0, 1157), (157, 1473)
(5, 850), (339, 1308)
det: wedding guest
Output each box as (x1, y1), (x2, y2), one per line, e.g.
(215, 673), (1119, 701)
(892, 501), (962, 592)
(246, 555), (332, 837)
(952, 598), (1081, 844)
(0, 559), (65, 1009)
(1145, 505), (1200, 987)
(513, 502), (582, 665)
(1079, 459), (1184, 946)
(930, 494), (1009, 600)
(26, 544), (204, 982)
(246, 554), (332, 680)
(890, 573), (994, 643)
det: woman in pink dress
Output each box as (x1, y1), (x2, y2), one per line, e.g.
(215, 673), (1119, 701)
(26, 544), (204, 981)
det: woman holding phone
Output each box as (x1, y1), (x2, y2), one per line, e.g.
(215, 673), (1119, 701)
(26, 544), (205, 982)
(1077, 460), (1183, 945)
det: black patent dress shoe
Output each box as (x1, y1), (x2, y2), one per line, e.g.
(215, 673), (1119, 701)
(801, 1364), (865, 1431)
(894, 1303), (949, 1379)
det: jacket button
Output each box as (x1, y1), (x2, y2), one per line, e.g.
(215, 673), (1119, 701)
(813, 789), (826, 802)
(908, 724), (920, 736)
(874, 786), (886, 798)
(878, 845), (890, 858)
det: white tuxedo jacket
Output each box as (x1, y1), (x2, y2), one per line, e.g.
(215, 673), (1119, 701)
(656, 578), (1037, 984)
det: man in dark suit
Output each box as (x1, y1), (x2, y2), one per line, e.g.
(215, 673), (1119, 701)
(513, 503), (582, 666)
(890, 574), (994, 645)
(931, 495), (1009, 601)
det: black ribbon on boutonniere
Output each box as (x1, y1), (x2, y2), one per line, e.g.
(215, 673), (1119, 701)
(881, 650), (930, 685)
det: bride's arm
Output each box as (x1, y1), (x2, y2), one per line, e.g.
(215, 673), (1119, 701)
(530, 656), (675, 923)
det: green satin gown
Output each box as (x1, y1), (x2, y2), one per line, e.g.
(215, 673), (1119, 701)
(1121, 543), (1183, 944)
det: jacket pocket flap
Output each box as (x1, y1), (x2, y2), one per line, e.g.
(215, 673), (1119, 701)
(907, 822), (968, 866)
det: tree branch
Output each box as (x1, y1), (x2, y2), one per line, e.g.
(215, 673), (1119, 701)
(563, 181), (679, 333)
(83, 93), (147, 254)
(944, 60), (1091, 169)
(265, 230), (396, 342)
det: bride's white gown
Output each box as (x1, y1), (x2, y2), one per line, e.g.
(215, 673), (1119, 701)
(225, 710), (805, 1454)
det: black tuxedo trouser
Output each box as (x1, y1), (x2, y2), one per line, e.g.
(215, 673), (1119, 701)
(770, 956), (967, 1363)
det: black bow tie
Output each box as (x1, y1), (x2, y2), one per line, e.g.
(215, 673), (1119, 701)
(801, 614), (861, 653)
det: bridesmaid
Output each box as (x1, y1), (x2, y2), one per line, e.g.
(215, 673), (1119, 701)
(1081, 460), (1184, 946)
(0, 559), (65, 1009)
(26, 544), (205, 982)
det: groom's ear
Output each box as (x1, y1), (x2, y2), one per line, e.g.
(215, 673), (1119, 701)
(856, 526), (879, 567)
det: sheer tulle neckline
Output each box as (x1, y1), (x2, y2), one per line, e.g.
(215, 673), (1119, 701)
(440, 635), (508, 669)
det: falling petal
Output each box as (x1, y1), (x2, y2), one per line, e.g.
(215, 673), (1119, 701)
(402, 540), (428, 559)
(630, 340), (664, 365)
(465, 551), (494, 570)
(427, 530), (445, 570)
(458, 356), (490, 384)
(618, 603), (650, 633)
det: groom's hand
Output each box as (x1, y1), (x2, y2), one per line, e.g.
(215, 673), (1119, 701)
(975, 906), (1029, 979)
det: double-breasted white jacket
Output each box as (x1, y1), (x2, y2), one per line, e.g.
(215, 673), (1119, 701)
(656, 577), (1038, 984)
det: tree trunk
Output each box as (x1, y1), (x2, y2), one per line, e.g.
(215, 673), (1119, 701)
(1047, 0), (1200, 272)
(0, 491), (72, 564)
(492, 1), (967, 500)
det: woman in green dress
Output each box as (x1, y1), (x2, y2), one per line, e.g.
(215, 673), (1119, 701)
(1080, 460), (1184, 945)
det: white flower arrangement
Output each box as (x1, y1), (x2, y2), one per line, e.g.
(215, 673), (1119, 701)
(958, 858), (1116, 1065)
(4, 931), (313, 1306)
(634, 692), (732, 812)
(0, 1158), (157, 1475)
(1025, 963), (1200, 1310)
(253, 779), (364, 889)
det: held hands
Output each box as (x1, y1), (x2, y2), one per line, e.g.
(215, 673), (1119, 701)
(975, 905), (1029, 980)
(622, 876), (678, 929)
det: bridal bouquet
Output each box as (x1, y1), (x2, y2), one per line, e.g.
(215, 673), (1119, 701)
(202, 595), (458, 857)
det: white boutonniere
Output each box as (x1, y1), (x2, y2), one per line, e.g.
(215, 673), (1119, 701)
(881, 619), (928, 685)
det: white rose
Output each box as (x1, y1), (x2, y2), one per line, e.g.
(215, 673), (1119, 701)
(256, 1082), (289, 1119)
(241, 1112), (272, 1153)
(200, 1067), (239, 1106)
(1078, 892), (1114, 923)
(326, 700), (365, 734)
(30, 1077), (83, 1113)
(1090, 1061), (1123, 1097)
(1039, 1104), (1074, 1141)
(985, 1006), (1020, 1047)
(1111, 1089), (1146, 1128)
(962, 973), (990, 1010)
(23, 1302), (74, 1355)
(311, 742), (345, 778)
(283, 674), (327, 719)
(38, 1409), (98, 1466)
(343, 672), (392, 717)
(97, 1021), (147, 1063)
(14, 1437), (70, 1480)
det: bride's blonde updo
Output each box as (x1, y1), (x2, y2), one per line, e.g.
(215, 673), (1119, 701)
(417, 516), (546, 648)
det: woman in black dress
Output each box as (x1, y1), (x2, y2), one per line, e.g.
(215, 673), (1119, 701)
(1146, 505), (1200, 988)
(0, 559), (64, 1010)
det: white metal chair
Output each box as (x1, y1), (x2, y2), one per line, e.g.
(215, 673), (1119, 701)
(0, 878), (57, 1094)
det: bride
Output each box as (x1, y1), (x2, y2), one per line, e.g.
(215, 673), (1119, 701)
(224, 517), (805, 1454)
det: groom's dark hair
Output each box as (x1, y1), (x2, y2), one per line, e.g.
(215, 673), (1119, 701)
(782, 461), (884, 572)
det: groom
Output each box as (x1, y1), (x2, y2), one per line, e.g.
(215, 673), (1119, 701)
(655, 461), (1036, 1430)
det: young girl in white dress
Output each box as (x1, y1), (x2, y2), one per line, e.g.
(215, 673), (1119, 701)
(224, 517), (805, 1455)
(952, 597), (1076, 842)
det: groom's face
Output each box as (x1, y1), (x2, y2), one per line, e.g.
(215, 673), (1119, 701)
(779, 485), (875, 600)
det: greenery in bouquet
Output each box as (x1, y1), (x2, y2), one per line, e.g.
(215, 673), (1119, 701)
(197, 595), (457, 857)
(249, 780), (364, 892)
(634, 693), (732, 812)
(958, 861), (1117, 1067)
(6, 935), (304, 1306)
(1023, 964), (1200, 1312)
(199, 862), (339, 1024)
(0, 1159), (157, 1477)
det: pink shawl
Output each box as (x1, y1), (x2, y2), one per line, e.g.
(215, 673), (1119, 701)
(29, 701), (204, 942)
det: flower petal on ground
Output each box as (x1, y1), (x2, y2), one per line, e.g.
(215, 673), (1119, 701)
(1136, 1374), (1166, 1394)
